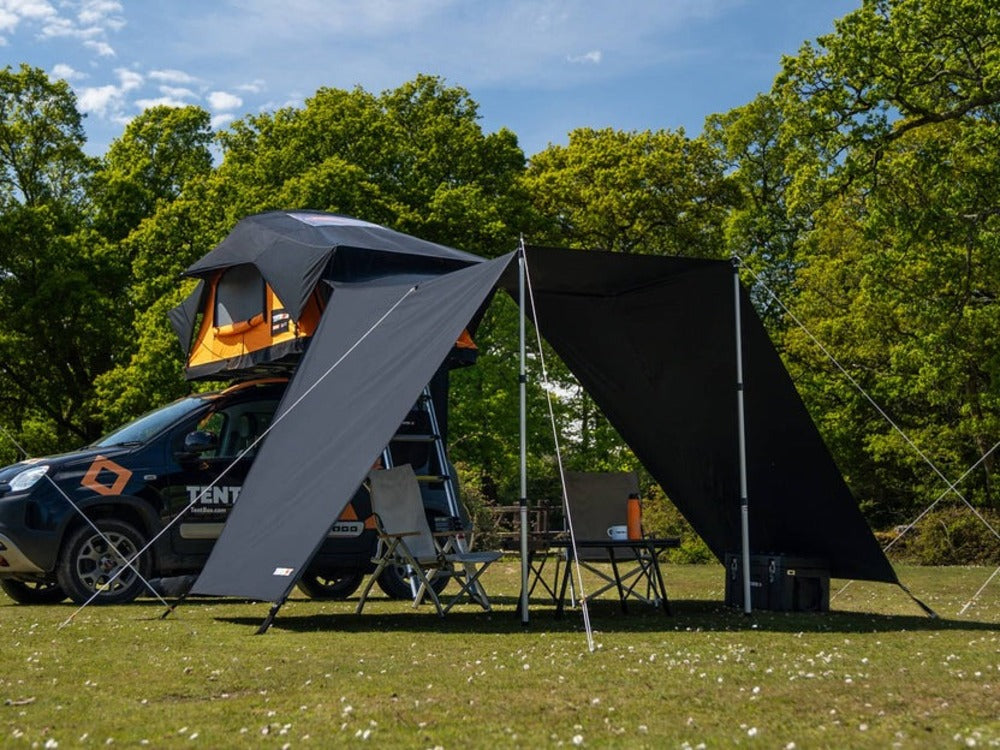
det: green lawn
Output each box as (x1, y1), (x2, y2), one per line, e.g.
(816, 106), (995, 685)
(1, 563), (997, 748)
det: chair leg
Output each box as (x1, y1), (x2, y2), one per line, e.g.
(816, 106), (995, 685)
(356, 559), (389, 615)
(443, 565), (493, 614)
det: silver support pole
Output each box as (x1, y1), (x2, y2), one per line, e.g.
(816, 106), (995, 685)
(733, 259), (752, 615)
(519, 243), (530, 624)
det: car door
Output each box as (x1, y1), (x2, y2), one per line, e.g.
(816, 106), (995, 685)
(158, 394), (280, 561)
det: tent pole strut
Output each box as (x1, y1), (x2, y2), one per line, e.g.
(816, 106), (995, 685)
(733, 259), (752, 615)
(519, 243), (530, 625)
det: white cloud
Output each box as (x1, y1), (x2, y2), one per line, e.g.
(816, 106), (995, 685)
(0, 9), (23, 34)
(77, 0), (122, 26)
(207, 90), (242, 111)
(51, 62), (86, 81)
(149, 68), (199, 85)
(77, 83), (121, 117)
(75, 67), (140, 120)
(567, 50), (602, 64)
(83, 37), (113, 55)
(5, 0), (122, 59)
(236, 79), (266, 94)
(115, 67), (142, 91)
(159, 85), (196, 100)
(0, 0), (57, 32)
(134, 95), (189, 109)
(211, 112), (235, 129)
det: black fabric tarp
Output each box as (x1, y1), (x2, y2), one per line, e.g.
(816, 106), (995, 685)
(191, 253), (515, 601)
(520, 245), (897, 584)
(184, 211), (481, 322)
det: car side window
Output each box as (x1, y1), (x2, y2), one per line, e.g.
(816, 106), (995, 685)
(195, 412), (227, 458)
(214, 399), (279, 459)
(170, 396), (281, 461)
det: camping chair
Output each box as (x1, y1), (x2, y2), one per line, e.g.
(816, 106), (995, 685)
(356, 464), (502, 616)
(558, 471), (672, 613)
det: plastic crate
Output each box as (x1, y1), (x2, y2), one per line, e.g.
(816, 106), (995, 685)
(725, 553), (830, 612)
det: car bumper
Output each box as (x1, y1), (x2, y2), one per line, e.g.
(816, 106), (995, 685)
(0, 531), (46, 574)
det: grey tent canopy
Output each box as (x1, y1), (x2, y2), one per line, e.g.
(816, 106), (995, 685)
(191, 253), (515, 601)
(185, 213), (897, 613)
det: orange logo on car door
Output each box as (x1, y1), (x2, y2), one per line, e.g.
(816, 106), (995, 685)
(81, 456), (132, 496)
(338, 502), (377, 529)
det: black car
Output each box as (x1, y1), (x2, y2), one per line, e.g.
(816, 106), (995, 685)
(0, 379), (454, 605)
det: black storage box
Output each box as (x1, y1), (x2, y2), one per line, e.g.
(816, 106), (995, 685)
(725, 553), (830, 612)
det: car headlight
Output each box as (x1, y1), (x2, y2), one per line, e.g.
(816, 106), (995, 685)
(9, 465), (50, 492)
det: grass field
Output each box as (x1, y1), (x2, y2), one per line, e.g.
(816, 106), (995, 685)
(1, 562), (997, 748)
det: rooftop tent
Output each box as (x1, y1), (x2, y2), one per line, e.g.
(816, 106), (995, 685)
(191, 252), (516, 602)
(519, 245), (897, 584)
(169, 210), (484, 381)
(185, 210), (482, 319)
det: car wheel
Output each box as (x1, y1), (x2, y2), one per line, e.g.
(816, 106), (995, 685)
(376, 562), (448, 600)
(57, 519), (151, 605)
(0, 578), (67, 605)
(297, 572), (364, 600)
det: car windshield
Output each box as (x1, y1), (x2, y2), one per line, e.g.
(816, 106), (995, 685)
(90, 396), (211, 448)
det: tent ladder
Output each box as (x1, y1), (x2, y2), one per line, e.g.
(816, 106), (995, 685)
(382, 385), (479, 600)
(384, 387), (460, 517)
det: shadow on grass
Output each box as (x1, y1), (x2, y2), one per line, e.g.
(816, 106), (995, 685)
(206, 596), (998, 636)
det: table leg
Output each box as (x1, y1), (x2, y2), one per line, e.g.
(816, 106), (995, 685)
(607, 548), (628, 614)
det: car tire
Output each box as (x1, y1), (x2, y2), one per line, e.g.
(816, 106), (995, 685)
(376, 562), (449, 600)
(57, 519), (151, 605)
(297, 572), (364, 600)
(0, 578), (67, 605)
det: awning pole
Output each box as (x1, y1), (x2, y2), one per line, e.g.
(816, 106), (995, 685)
(519, 241), (530, 625)
(733, 259), (752, 615)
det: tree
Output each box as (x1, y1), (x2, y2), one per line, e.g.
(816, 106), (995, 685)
(704, 95), (807, 326)
(89, 105), (213, 241)
(213, 75), (528, 256)
(0, 64), (92, 209)
(0, 66), (118, 457)
(775, 0), (1000, 213)
(523, 127), (739, 257)
(770, 0), (1000, 520)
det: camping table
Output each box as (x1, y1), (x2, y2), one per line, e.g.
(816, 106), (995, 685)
(512, 532), (569, 617)
(549, 538), (680, 616)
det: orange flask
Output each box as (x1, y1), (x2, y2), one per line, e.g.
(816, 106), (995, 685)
(626, 493), (642, 539)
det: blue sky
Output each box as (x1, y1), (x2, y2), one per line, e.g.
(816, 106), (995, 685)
(2, 0), (859, 158)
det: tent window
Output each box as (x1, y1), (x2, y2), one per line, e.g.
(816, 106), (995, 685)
(215, 265), (265, 327)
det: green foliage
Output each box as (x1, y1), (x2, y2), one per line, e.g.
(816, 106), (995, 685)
(523, 127), (739, 257)
(214, 75), (527, 255)
(0, 204), (127, 447)
(1, 566), (998, 748)
(764, 0), (1000, 524)
(883, 507), (1000, 565)
(89, 105), (213, 240)
(704, 95), (807, 327)
(775, 0), (1000, 213)
(0, 64), (92, 207)
(639, 483), (714, 564)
